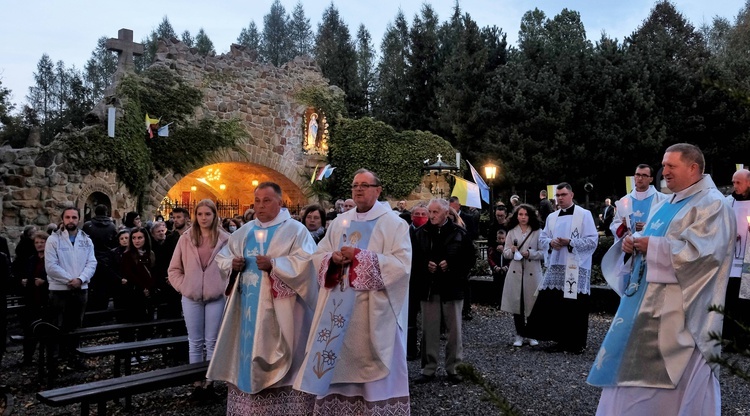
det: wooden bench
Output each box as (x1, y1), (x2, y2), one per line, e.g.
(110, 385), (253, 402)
(71, 318), (185, 342)
(36, 361), (209, 416)
(77, 335), (188, 377)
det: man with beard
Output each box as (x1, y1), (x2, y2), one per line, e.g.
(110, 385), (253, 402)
(82, 204), (118, 310)
(45, 207), (97, 367)
(160, 207), (190, 318)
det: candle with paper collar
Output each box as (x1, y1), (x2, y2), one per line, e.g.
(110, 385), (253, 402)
(254, 229), (267, 255)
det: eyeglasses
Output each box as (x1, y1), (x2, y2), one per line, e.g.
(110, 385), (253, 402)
(634, 173), (651, 178)
(351, 183), (380, 190)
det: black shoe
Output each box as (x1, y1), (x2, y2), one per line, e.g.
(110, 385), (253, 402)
(447, 374), (463, 384)
(412, 374), (435, 384)
(462, 313), (474, 321)
(406, 352), (419, 361)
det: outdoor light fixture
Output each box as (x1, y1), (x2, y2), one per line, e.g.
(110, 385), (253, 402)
(219, 183), (226, 191)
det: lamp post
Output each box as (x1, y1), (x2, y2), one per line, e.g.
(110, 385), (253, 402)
(483, 162), (498, 207)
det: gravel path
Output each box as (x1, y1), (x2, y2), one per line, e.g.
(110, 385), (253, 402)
(3, 305), (750, 415)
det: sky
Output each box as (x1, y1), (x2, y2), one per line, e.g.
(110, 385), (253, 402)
(0, 0), (746, 108)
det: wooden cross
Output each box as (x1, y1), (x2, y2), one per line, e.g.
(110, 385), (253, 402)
(106, 28), (144, 71)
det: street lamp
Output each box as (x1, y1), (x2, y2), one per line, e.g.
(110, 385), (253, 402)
(483, 162), (499, 206)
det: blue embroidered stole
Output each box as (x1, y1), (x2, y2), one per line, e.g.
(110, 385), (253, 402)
(630, 194), (656, 225)
(236, 223), (282, 392)
(299, 219), (376, 395)
(587, 194), (694, 386)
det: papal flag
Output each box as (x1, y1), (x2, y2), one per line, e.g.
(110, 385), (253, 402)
(451, 176), (482, 209)
(738, 164), (745, 171)
(107, 107), (116, 138)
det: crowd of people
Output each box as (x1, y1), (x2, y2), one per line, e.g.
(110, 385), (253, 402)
(1, 143), (747, 415)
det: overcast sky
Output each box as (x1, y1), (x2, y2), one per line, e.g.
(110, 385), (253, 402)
(0, 0), (745, 107)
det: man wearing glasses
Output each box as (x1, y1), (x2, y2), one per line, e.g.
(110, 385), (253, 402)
(588, 144), (734, 415)
(295, 168), (412, 414)
(610, 164), (669, 241)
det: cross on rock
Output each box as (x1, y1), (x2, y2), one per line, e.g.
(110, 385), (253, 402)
(106, 28), (144, 71)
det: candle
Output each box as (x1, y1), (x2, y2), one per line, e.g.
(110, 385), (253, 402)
(254, 229), (267, 255)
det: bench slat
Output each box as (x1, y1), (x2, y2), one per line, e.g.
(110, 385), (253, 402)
(77, 335), (188, 357)
(71, 318), (184, 337)
(36, 362), (209, 406)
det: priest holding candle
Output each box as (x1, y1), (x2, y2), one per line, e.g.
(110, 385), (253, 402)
(209, 182), (319, 415)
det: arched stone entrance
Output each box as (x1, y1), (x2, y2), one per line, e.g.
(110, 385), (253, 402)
(148, 161), (311, 220)
(83, 191), (113, 222)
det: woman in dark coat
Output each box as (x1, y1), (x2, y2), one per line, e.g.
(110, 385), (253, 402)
(20, 232), (50, 365)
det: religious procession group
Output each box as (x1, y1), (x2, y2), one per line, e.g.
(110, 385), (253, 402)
(1, 143), (748, 415)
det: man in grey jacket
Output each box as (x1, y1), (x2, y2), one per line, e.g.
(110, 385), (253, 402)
(46, 206), (97, 366)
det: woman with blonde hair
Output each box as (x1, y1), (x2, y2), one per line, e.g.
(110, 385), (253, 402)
(168, 199), (230, 397)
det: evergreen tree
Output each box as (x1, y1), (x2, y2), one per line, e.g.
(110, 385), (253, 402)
(261, 0), (292, 65)
(289, 1), (313, 57)
(372, 11), (410, 128)
(0, 78), (14, 130)
(237, 21), (262, 55)
(195, 28), (215, 56)
(181, 30), (195, 47)
(135, 16), (177, 72)
(405, 4), (440, 131)
(314, 4), (358, 115)
(83, 37), (117, 103)
(436, 7), (490, 159)
(352, 24), (376, 117)
(27, 54), (55, 141)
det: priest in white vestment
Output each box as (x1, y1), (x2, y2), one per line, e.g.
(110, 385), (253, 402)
(588, 144), (735, 416)
(294, 168), (412, 415)
(526, 182), (598, 354)
(610, 163), (669, 241)
(208, 182), (319, 415)
(722, 169), (750, 351)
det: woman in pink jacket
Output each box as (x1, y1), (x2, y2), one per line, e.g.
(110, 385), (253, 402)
(168, 199), (230, 370)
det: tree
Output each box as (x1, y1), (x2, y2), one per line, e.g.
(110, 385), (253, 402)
(0, 78), (15, 130)
(405, 4), (441, 131)
(135, 16), (177, 72)
(353, 24), (376, 117)
(314, 4), (358, 115)
(289, 1), (313, 57)
(83, 37), (117, 103)
(27, 54), (55, 141)
(261, 0), (292, 65)
(372, 11), (410, 128)
(181, 30), (195, 47)
(237, 21), (262, 54)
(195, 28), (215, 56)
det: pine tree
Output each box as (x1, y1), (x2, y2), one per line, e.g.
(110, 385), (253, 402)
(261, 0), (292, 65)
(0, 78), (15, 129)
(353, 24), (376, 117)
(195, 28), (215, 56)
(237, 21), (262, 55)
(27, 54), (55, 140)
(181, 30), (195, 47)
(136, 16), (177, 71)
(373, 11), (410, 128)
(405, 4), (440, 131)
(289, 1), (313, 57)
(315, 4), (358, 115)
(83, 37), (117, 103)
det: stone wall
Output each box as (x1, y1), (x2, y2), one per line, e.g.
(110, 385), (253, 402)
(0, 144), (133, 253)
(141, 39), (334, 218)
(1, 36), (335, 252)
